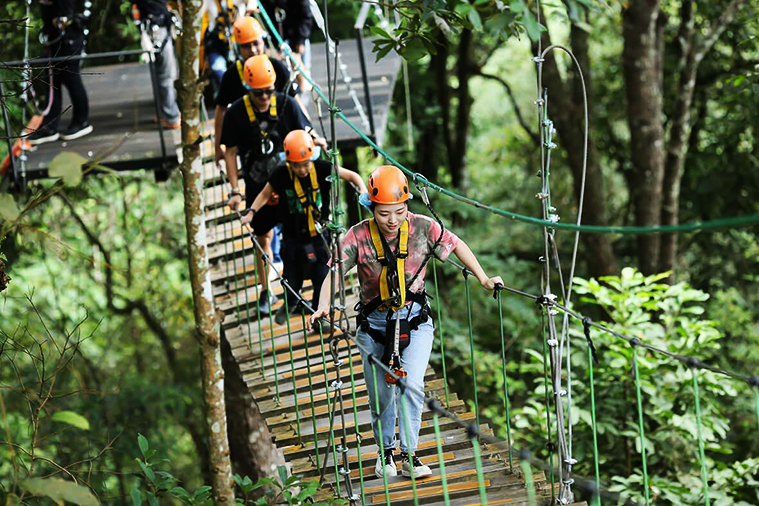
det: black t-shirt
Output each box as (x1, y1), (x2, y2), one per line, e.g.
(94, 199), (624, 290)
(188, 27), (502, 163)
(269, 159), (333, 238)
(216, 57), (297, 107)
(219, 91), (310, 168)
(134, 0), (171, 26)
(259, 0), (313, 47)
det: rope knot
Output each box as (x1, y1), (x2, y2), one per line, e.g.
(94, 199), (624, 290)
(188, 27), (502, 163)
(492, 282), (504, 300)
(629, 337), (641, 348)
(749, 375), (759, 387)
(686, 357), (701, 369)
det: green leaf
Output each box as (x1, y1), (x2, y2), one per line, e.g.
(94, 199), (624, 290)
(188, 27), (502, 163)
(51, 410), (90, 430)
(49, 151), (87, 186)
(368, 26), (392, 40)
(131, 486), (142, 506)
(138, 434), (150, 458)
(400, 38), (428, 62)
(0, 193), (20, 222)
(20, 478), (99, 506)
(522, 10), (543, 41)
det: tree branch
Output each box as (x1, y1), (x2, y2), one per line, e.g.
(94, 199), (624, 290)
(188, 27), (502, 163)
(473, 70), (540, 146)
(696, 0), (748, 59)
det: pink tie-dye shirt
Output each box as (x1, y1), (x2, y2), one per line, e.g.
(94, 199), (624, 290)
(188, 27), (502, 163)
(335, 213), (460, 305)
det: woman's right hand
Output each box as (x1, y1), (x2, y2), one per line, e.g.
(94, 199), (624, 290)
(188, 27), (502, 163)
(309, 307), (329, 331)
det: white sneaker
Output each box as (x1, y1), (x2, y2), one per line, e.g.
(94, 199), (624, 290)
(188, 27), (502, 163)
(400, 452), (432, 478)
(375, 450), (397, 478)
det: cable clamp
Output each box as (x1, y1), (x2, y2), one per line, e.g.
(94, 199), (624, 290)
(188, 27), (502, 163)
(338, 467), (349, 476)
(547, 339), (559, 347)
(564, 457), (578, 465)
(535, 192), (549, 200)
(549, 309), (559, 316)
(545, 141), (558, 150)
(330, 380), (343, 391)
(555, 389), (567, 397)
(549, 214), (560, 223)
(532, 56), (545, 63)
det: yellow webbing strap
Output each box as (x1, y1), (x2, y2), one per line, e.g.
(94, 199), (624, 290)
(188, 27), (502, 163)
(243, 94), (277, 126)
(288, 162), (319, 237)
(236, 59), (244, 82)
(369, 218), (409, 311)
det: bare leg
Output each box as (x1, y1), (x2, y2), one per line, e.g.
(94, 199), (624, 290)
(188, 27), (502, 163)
(256, 230), (274, 292)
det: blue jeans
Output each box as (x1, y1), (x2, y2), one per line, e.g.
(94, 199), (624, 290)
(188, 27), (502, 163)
(357, 302), (434, 453)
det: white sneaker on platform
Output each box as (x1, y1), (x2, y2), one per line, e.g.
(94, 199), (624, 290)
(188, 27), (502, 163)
(400, 452), (432, 479)
(375, 450), (397, 479)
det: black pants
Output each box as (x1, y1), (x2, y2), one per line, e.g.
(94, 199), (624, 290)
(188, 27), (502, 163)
(42, 33), (89, 130)
(281, 235), (330, 310)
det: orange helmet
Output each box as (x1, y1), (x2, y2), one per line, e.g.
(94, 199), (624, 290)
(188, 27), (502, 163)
(284, 130), (315, 162)
(368, 165), (410, 204)
(244, 54), (276, 89)
(233, 17), (264, 45)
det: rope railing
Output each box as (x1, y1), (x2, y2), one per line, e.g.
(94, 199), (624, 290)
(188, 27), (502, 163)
(198, 8), (759, 506)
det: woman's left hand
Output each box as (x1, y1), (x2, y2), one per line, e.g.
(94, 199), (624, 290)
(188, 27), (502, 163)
(480, 276), (504, 291)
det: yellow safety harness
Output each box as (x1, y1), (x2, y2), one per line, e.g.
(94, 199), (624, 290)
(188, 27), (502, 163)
(243, 93), (277, 139)
(369, 218), (409, 311)
(287, 162), (320, 237)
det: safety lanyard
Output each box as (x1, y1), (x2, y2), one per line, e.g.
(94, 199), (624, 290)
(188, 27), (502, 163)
(287, 162), (320, 237)
(369, 218), (409, 311)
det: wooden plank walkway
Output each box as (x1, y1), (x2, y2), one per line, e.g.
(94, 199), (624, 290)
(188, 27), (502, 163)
(15, 37), (399, 181)
(202, 166), (586, 505)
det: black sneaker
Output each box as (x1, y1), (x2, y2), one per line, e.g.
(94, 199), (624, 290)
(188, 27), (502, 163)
(255, 290), (277, 316)
(375, 449), (397, 478)
(399, 451), (432, 478)
(60, 121), (93, 141)
(28, 125), (60, 145)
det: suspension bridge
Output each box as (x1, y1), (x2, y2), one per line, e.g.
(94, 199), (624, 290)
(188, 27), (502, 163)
(4, 1), (759, 504)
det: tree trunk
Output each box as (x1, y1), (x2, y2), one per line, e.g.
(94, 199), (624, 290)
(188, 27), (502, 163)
(177, 0), (234, 502)
(221, 330), (285, 481)
(450, 28), (473, 189)
(622, 0), (666, 274)
(658, 0), (695, 279)
(658, 0), (747, 277)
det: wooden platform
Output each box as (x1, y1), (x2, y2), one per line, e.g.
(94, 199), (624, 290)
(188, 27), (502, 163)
(202, 163), (586, 505)
(10, 38), (400, 181)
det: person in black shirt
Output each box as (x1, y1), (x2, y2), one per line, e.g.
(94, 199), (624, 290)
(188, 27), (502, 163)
(256, 0), (313, 93)
(214, 16), (306, 166)
(245, 130), (366, 325)
(29, 0), (92, 145)
(222, 55), (325, 315)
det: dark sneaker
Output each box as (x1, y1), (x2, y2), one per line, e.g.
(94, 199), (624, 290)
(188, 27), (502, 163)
(28, 125), (60, 145)
(399, 451), (432, 479)
(375, 449), (397, 478)
(60, 121), (93, 140)
(255, 290), (277, 316)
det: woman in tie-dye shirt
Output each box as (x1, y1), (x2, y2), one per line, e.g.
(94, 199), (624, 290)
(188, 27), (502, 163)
(311, 165), (503, 480)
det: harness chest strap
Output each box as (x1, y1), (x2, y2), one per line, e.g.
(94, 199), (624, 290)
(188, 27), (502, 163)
(242, 92), (277, 128)
(287, 162), (320, 237)
(368, 218), (409, 311)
